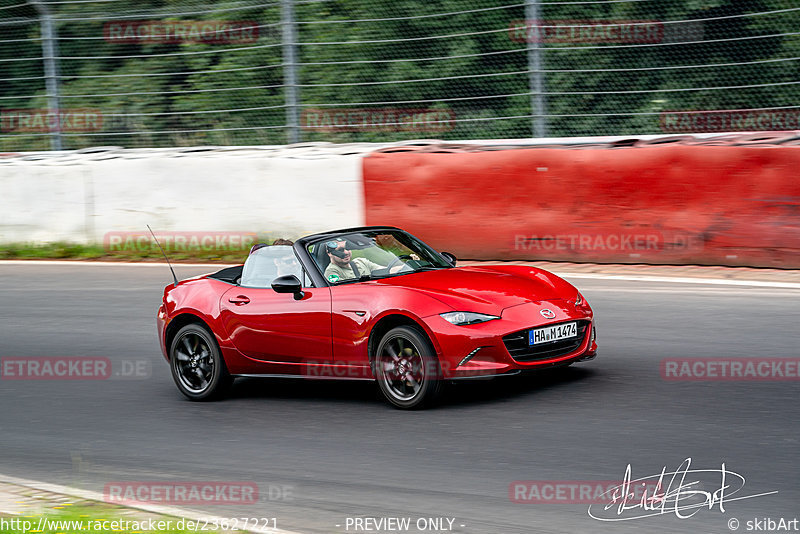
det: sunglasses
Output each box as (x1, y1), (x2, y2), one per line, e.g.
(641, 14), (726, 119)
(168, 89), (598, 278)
(326, 240), (347, 251)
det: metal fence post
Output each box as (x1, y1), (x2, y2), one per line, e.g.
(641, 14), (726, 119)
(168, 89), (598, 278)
(526, 0), (547, 138)
(32, 0), (62, 151)
(281, 0), (300, 144)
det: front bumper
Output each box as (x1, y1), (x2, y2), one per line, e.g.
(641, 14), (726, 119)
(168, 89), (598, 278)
(423, 300), (597, 379)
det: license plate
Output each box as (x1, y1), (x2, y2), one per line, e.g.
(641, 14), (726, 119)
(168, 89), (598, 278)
(529, 322), (578, 345)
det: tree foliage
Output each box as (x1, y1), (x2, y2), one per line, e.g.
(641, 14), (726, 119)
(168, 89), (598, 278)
(0, 0), (797, 149)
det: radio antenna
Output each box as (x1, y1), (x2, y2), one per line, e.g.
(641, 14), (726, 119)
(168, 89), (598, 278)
(147, 225), (178, 287)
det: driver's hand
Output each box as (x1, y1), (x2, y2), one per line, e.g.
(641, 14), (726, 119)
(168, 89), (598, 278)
(410, 253), (420, 260)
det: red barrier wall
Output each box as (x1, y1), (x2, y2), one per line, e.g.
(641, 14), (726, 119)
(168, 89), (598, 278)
(363, 145), (800, 267)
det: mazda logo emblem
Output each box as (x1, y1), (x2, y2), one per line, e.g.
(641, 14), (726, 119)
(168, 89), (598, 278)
(540, 309), (556, 319)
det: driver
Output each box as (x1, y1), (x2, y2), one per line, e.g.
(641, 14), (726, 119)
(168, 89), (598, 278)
(324, 239), (401, 283)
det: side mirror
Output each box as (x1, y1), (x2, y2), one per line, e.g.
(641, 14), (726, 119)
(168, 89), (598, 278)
(440, 252), (457, 266)
(271, 274), (305, 300)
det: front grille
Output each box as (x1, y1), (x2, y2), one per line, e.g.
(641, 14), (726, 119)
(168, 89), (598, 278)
(503, 320), (590, 362)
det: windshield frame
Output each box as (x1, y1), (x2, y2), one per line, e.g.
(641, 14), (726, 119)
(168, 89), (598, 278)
(303, 228), (453, 286)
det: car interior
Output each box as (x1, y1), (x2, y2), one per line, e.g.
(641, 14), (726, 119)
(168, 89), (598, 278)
(310, 235), (383, 278)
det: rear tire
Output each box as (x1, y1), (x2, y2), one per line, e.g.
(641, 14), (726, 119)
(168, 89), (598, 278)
(170, 324), (232, 401)
(375, 325), (442, 409)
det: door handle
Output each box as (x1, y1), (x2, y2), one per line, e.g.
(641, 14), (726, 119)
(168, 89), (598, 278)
(229, 295), (250, 305)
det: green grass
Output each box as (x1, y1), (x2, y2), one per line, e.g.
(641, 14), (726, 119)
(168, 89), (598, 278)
(0, 242), (251, 263)
(0, 503), (229, 534)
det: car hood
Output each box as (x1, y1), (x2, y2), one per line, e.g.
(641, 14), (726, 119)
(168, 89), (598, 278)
(376, 265), (576, 314)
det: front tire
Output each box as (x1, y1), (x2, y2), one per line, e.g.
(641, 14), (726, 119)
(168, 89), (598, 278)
(375, 325), (442, 409)
(170, 324), (232, 401)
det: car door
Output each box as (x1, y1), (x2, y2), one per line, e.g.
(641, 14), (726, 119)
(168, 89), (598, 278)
(219, 251), (332, 367)
(220, 285), (332, 366)
(329, 282), (382, 377)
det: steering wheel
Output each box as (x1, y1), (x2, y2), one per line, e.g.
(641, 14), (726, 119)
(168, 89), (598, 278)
(386, 254), (412, 271)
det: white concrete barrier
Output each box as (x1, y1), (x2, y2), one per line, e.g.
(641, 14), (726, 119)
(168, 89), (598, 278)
(1, 133), (784, 246)
(0, 150), (365, 243)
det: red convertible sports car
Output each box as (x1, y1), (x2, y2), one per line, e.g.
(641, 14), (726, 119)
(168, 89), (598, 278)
(157, 226), (597, 409)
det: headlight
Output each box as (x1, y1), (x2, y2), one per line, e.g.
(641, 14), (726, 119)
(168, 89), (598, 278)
(440, 312), (500, 325)
(575, 292), (583, 306)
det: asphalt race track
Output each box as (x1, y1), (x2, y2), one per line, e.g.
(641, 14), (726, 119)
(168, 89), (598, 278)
(0, 263), (798, 534)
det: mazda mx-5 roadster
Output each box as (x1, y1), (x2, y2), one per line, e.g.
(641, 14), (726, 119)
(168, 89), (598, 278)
(157, 226), (597, 409)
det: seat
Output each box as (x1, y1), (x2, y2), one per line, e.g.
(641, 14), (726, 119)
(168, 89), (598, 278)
(313, 243), (331, 274)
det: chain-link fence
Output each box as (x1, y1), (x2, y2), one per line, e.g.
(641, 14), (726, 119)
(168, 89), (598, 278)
(1, 0), (798, 150)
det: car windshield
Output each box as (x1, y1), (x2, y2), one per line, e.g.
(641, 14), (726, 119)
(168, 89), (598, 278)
(307, 230), (452, 285)
(240, 245), (302, 288)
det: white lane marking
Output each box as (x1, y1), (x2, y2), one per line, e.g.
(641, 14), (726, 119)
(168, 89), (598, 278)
(1, 260), (799, 289)
(556, 272), (800, 289)
(0, 261), (235, 267)
(582, 288), (800, 296)
(0, 473), (301, 534)
(0, 287), (155, 291)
